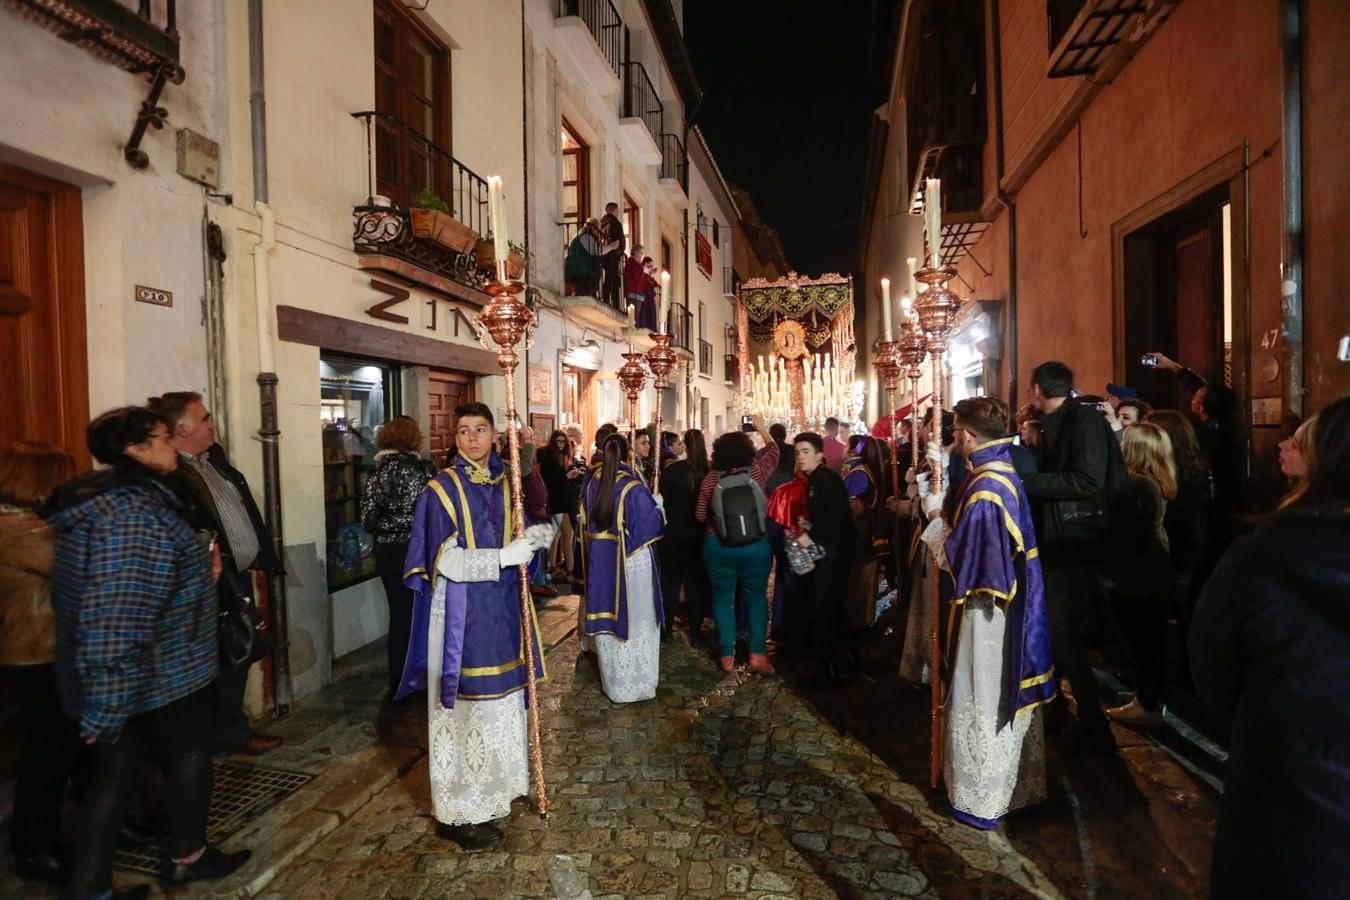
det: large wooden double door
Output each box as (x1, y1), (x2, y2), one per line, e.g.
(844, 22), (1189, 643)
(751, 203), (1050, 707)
(0, 164), (89, 468)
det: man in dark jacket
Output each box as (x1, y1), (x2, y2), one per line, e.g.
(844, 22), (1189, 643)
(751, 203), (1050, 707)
(1021, 362), (1127, 751)
(148, 392), (284, 756)
(599, 201), (625, 308)
(793, 432), (856, 687)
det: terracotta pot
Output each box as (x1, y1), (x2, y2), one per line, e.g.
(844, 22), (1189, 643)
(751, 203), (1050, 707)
(474, 239), (528, 279)
(409, 207), (477, 255)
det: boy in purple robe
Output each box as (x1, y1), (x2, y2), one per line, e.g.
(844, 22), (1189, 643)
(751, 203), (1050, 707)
(398, 403), (555, 851)
(578, 434), (665, 702)
(920, 397), (1057, 829)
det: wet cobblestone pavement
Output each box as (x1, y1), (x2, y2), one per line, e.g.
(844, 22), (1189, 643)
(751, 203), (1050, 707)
(258, 597), (1220, 899)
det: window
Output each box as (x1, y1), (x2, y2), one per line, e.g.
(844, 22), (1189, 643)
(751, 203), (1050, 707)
(321, 355), (399, 590)
(374, 0), (451, 210)
(661, 237), (672, 275)
(712, 220), (720, 248)
(698, 302), (707, 340)
(623, 191), (640, 251)
(561, 120), (589, 239)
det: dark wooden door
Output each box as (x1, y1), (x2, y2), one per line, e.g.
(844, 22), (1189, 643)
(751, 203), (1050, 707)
(1159, 210), (1224, 411)
(428, 371), (473, 467)
(0, 164), (89, 468)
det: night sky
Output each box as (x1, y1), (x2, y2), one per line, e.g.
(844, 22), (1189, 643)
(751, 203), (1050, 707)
(684, 1), (885, 278)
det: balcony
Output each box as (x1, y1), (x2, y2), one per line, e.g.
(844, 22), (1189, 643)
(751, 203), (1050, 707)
(722, 266), (741, 299)
(558, 221), (631, 328)
(554, 0), (622, 96)
(658, 133), (687, 200)
(698, 339), (713, 377)
(6, 0), (180, 75)
(1047, 0), (1148, 79)
(351, 111), (491, 301)
(619, 61), (663, 166)
(667, 302), (692, 354)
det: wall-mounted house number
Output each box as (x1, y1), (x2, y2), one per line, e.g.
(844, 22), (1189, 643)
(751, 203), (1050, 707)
(135, 285), (173, 307)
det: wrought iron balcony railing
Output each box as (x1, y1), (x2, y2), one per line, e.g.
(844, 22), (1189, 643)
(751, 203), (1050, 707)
(557, 0), (623, 75)
(667, 302), (692, 351)
(659, 133), (687, 188)
(623, 61), (663, 142)
(698, 339), (713, 376)
(351, 111), (491, 291)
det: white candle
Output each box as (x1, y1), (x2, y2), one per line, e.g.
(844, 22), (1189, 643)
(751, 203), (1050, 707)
(924, 179), (942, 268)
(659, 271), (671, 332)
(880, 278), (892, 340)
(488, 176), (509, 264)
(907, 257), (919, 298)
(627, 303), (635, 352)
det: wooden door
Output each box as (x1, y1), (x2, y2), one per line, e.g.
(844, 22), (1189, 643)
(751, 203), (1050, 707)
(0, 164), (89, 468)
(1159, 210), (1225, 411)
(428, 370), (473, 467)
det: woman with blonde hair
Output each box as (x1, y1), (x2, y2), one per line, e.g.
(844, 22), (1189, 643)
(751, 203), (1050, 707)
(1105, 422), (1176, 725)
(1277, 415), (1316, 505)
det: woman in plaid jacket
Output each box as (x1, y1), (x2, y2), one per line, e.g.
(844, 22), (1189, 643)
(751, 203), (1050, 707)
(45, 407), (249, 898)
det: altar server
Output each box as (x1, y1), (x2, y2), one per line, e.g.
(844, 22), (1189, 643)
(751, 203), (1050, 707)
(921, 397), (1056, 829)
(398, 402), (554, 851)
(578, 434), (666, 702)
(842, 435), (888, 633)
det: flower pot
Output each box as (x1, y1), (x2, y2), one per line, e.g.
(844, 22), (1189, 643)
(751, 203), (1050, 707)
(474, 239), (528, 279)
(409, 207), (477, 255)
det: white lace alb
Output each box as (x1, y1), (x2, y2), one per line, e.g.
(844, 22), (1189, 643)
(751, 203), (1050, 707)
(588, 546), (661, 704)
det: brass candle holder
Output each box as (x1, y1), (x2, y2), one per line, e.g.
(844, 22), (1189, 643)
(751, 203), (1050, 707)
(911, 262), (962, 792)
(644, 333), (678, 495)
(895, 323), (929, 489)
(873, 336), (902, 511)
(473, 270), (548, 817)
(617, 351), (650, 475)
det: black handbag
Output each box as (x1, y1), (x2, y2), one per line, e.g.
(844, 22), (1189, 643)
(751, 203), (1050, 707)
(219, 573), (273, 669)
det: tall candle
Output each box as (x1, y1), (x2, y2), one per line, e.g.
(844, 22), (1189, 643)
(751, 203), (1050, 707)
(626, 303), (635, 352)
(924, 179), (942, 268)
(907, 257), (919, 298)
(880, 278), (892, 340)
(659, 271), (671, 332)
(487, 176), (509, 264)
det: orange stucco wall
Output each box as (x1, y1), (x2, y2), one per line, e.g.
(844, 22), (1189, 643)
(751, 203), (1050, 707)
(954, 0), (1347, 422)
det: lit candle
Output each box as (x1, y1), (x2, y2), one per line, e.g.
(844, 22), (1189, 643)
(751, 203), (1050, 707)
(924, 179), (942, 268)
(627, 303), (635, 352)
(487, 176), (509, 264)
(907, 257), (919, 298)
(880, 278), (892, 340)
(659, 271), (671, 332)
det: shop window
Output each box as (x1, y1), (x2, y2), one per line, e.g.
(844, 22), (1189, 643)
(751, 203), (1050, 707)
(321, 355), (399, 590)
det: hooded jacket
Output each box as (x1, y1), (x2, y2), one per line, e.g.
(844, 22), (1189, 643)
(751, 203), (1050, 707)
(0, 504), (56, 665)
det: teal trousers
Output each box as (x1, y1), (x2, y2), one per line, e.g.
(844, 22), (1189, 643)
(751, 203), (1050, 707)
(702, 533), (772, 658)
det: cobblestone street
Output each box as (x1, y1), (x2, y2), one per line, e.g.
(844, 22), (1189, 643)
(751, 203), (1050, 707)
(256, 594), (1219, 899)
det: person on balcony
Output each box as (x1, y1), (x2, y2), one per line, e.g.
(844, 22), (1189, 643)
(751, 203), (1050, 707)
(599, 201), (626, 308)
(626, 247), (657, 330)
(564, 218), (605, 298)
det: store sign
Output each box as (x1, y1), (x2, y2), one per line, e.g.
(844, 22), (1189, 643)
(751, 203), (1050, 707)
(695, 230), (713, 279)
(176, 129), (220, 189)
(528, 364), (553, 405)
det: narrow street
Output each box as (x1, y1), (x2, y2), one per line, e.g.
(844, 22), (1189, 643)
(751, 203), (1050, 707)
(48, 589), (1215, 900)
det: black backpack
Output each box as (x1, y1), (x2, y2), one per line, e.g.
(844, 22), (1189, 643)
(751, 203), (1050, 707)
(711, 471), (767, 547)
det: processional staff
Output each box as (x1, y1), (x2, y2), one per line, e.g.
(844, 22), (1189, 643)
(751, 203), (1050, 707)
(475, 175), (548, 817)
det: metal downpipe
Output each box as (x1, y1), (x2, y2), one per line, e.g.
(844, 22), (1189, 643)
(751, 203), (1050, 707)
(990, 0), (1018, 406)
(1279, 0), (1304, 419)
(248, 0), (291, 718)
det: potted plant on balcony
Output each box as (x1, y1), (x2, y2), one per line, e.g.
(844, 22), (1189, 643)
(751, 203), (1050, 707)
(474, 235), (530, 279)
(409, 187), (478, 255)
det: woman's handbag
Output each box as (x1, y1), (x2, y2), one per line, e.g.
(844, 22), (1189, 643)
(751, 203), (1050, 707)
(219, 572), (273, 670)
(784, 521), (827, 575)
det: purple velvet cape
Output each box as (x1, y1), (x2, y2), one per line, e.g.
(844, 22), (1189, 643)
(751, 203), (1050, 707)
(395, 453), (545, 708)
(941, 438), (1057, 724)
(578, 467), (664, 640)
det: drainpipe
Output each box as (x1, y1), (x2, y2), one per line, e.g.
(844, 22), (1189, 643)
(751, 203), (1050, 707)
(249, 0), (291, 719)
(1279, 0), (1304, 419)
(990, 0), (1018, 408)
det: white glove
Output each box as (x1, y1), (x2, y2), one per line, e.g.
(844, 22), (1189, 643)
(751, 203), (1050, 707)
(905, 467), (918, 485)
(926, 441), (944, 468)
(922, 491), (946, 519)
(920, 517), (952, 574)
(653, 494), (666, 523)
(915, 470), (930, 495)
(525, 522), (557, 553)
(499, 537), (535, 568)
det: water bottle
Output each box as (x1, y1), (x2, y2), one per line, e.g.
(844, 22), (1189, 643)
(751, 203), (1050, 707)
(546, 854), (592, 899)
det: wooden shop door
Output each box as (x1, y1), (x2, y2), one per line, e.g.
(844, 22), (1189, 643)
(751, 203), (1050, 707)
(0, 163), (89, 469)
(428, 370), (473, 467)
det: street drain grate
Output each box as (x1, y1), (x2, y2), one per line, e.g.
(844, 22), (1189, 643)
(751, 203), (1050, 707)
(115, 760), (313, 877)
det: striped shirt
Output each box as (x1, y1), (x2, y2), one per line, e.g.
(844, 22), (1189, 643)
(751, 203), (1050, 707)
(179, 451), (259, 570)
